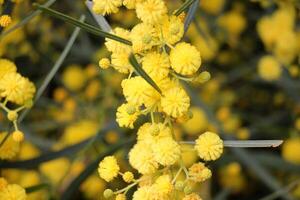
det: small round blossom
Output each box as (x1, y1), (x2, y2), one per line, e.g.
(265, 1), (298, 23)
(170, 42), (201, 76)
(122, 77), (148, 106)
(111, 52), (133, 74)
(116, 194), (126, 200)
(116, 103), (139, 129)
(152, 137), (181, 166)
(183, 193), (203, 200)
(99, 58), (110, 69)
(0, 59), (16, 79)
(282, 138), (300, 164)
(103, 189), (114, 199)
(12, 131), (24, 142)
(161, 86), (190, 118)
(130, 23), (157, 53)
(0, 132), (20, 160)
(137, 123), (172, 145)
(98, 156), (120, 182)
(133, 186), (152, 200)
(62, 65), (87, 91)
(152, 175), (173, 197)
(258, 55), (282, 81)
(135, 0), (167, 24)
(0, 15), (12, 27)
(0, 73), (25, 104)
(123, 171), (134, 183)
(105, 28), (131, 54)
(160, 15), (184, 45)
(0, 184), (26, 200)
(142, 52), (170, 79)
(195, 131), (223, 161)
(92, 0), (122, 15)
(188, 162), (212, 182)
(129, 143), (158, 174)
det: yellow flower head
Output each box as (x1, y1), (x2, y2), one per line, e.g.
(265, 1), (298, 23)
(135, 0), (167, 24)
(137, 122), (172, 145)
(62, 65), (87, 91)
(195, 131), (223, 161)
(123, 171), (134, 183)
(129, 143), (158, 174)
(183, 107), (208, 135)
(0, 73), (35, 105)
(258, 55), (282, 81)
(116, 193), (127, 200)
(188, 162), (212, 182)
(130, 23), (157, 53)
(183, 193), (203, 200)
(201, 0), (225, 15)
(161, 86), (190, 118)
(152, 175), (173, 197)
(160, 15), (184, 45)
(122, 77), (148, 106)
(142, 52), (170, 79)
(152, 137), (181, 166)
(133, 186), (152, 200)
(170, 42), (201, 76)
(0, 59), (16, 79)
(0, 132), (20, 160)
(0, 15), (12, 28)
(98, 156), (120, 182)
(0, 184), (26, 200)
(0, 178), (8, 190)
(105, 28), (131, 54)
(12, 131), (24, 142)
(282, 138), (300, 164)
(92, 0), (122, 15)
(116, 103), (139, 129)
(111, 52), (133, 74)
(99, 58), (111, 69)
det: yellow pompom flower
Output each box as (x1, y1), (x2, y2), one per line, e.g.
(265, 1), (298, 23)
(282, 138), (300, 164)
(142, 52), (170, 79)
(62, 65), (87, 91)
(0, 59), (16, 79)
(12, 131), (24, 142)
(188, 162), (212, 182)
(0, 184), (26, 200)
(123, 171), (134, 183)
(137, 122), (172, 145)
(116, 194), (127, 200)
(135, 0), (167, 24)
(111, 52), (133, 74)
(201, 0), (225, 15)
(116, 103), (139, 129)
(99, 58), (110, 69)
(152, 175), (173, 198)
(183, 107), (208, 135)
(122, 77), (148, 106)
(0, 73), (35, 105)
(0, 15), (12, 27)
(152, 137), (181, 166)
(161, 86), (190, 118)
(133, 186), (152, 200)
(170, 42), (201, 76)
(130, 23), (157, 53)
(129, 143), (158, 174)
(0, 132), (20, 160)
(105, 28), (131, 54)
(183, 193), (203, 200)
(195, 131), (223, 161)
(98, 156), (120, 182)
(92, 0), (122, 15)
(258, 55), (282, 81)
(160, 15), (184, 45)
(218, 10), (246, 36)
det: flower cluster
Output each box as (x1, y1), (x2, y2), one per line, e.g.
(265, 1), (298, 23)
(0, 58), (35, 150)
(95, 0), (224, 199)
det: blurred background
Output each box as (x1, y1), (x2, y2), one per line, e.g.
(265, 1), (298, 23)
(0, 0), (300, 199)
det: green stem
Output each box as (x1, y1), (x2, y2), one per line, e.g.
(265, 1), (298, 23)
(174, 0), (197, 16)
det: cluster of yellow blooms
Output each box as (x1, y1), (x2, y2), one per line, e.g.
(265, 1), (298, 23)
(0, 58), (36, 158)
(0, 177), (27, 200)
(94, 0), (224, 199)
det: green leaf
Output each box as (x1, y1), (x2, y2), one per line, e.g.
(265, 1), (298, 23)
(129, 54), (162, 94)
(174, 0), (197, 16)
(61, 138), (134, 200)
(25, 183), (49, 194)
(33, 3), (132, 46)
